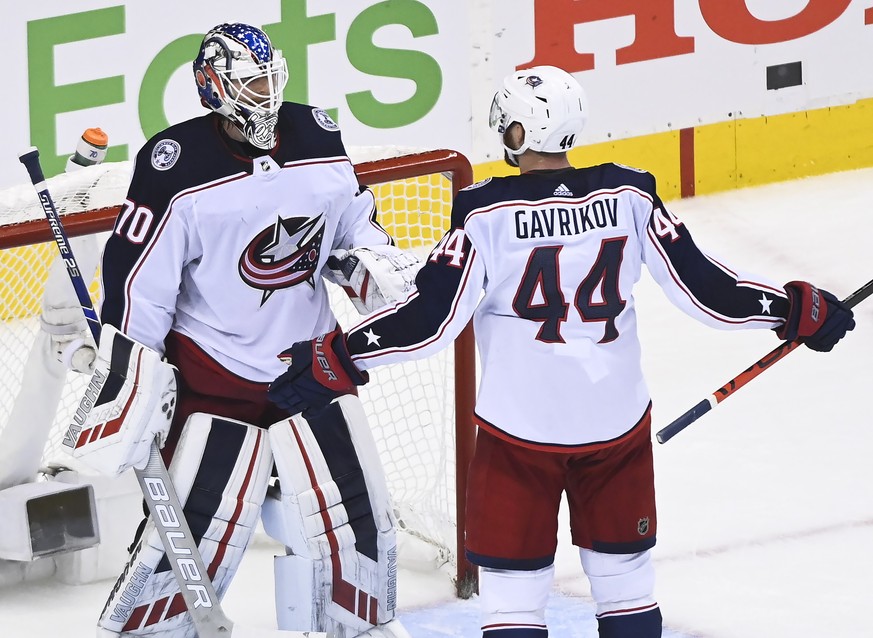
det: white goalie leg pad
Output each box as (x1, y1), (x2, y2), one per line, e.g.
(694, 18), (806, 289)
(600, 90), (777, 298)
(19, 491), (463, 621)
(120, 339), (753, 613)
(97, 413), (272, 637)
(63, 324), (177, 477)
(325, 245), (421, 314)
(264, 395), (401, 637)
(579, 548), (657, 615)
(479, 565), (554, 634)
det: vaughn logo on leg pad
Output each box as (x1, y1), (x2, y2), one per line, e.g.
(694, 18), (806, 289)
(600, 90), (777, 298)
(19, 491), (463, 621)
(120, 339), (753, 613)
(63, 368), (108, 448)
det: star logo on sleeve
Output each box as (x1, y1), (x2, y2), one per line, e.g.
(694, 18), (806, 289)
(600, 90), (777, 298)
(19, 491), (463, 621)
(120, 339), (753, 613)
(363, 329), (381, 347)
(759, 293), (773, 314)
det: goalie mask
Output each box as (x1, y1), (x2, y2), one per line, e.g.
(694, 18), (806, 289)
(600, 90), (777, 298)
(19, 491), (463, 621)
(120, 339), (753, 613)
(489, 65), (587, 165)
(193, 23), (289, 150)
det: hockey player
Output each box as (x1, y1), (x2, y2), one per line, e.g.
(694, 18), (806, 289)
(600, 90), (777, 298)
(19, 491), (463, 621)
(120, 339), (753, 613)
(267, 66), (856, 638)
(66, 23), (413, 638)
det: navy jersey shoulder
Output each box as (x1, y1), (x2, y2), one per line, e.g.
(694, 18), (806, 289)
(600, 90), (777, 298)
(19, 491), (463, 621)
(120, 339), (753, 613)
(128, 114), (227, 212)
(450, 162), (658, 228)
(127, 104), (350, 214)
(273, 102), (348, 163)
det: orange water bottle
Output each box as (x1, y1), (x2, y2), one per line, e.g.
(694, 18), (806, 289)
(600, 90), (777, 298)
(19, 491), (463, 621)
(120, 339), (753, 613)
(66, 128), (109, 172)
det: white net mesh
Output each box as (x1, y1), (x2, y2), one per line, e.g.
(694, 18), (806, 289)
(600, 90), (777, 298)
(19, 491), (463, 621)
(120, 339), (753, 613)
(0, 151), (471, 574)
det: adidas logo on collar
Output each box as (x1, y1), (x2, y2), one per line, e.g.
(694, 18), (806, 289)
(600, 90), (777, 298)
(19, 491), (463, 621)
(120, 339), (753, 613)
(553, 183), (573, 196)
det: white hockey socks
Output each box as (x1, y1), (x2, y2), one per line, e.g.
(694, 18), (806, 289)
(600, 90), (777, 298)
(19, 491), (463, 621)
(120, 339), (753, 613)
(263, 395), (403, 638)
(479, 565), (553, 636)
(97, 414), (272, 637)
(580, 548), (661, 638)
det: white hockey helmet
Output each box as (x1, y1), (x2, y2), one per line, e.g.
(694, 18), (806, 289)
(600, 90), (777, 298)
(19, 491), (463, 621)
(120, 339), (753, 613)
(489, 66), (587, 160)
(193, 23), (289, 149)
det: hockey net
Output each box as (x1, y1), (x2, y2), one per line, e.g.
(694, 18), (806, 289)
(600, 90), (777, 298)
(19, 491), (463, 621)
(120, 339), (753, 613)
(0, 149), (476, 596)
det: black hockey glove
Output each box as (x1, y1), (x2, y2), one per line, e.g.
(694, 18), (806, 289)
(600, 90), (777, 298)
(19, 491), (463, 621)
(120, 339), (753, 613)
(268, 328), (369, 416)
(776, 281), (855, 352)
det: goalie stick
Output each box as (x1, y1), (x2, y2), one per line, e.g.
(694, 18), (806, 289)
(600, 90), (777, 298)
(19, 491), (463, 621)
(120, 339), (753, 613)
(657, 278), (873, 444)
(18, 147), (323, 638)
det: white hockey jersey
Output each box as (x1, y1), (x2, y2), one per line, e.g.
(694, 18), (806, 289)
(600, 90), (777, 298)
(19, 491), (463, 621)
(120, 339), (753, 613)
(346, 164), (790, 449)
(100, 105), (391, 382)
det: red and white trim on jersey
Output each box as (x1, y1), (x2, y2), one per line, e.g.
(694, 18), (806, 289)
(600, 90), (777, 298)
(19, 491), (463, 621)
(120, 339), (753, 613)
(645, 223), (785, 327)
(472, 403), (651, 453)
(463, 184), (652, 226)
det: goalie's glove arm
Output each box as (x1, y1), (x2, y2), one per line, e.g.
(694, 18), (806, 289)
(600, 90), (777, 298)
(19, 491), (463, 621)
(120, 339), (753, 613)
(333, 183), (393, 251)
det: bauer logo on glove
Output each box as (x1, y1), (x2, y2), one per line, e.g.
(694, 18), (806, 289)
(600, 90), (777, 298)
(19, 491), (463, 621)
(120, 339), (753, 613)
(269, 328), (369, 416)
(776, 280), (855, 352)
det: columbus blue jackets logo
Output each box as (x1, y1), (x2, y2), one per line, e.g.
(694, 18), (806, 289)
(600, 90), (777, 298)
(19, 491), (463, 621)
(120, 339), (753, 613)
(239, 214), (326, 304)
(312, 108), (339, 131)
(151, 140), (181, 170)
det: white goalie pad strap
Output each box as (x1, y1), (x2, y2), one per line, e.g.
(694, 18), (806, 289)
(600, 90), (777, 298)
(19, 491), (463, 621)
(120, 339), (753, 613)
(97, 414), (272, 637)
(265, 395), (398, 636)
(63, 324), (177, 476)
(326, 245), (421, 314)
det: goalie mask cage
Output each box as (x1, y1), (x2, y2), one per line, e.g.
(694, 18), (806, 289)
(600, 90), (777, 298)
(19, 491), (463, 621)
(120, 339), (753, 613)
(0, 148), (478, 598)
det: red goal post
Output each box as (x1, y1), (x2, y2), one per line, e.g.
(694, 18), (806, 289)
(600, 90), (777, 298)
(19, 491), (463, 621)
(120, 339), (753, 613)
(0, 148), (478, 597)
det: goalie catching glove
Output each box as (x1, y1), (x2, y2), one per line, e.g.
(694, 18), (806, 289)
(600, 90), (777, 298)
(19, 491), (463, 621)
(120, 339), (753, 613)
(268, 328), (368, 416)
(325, 245), (421, 314)
(776, 281), (855, 352)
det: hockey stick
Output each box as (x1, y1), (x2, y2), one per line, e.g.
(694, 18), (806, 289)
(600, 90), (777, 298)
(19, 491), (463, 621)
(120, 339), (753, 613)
(18, 147), (322, 638)
(656, 278), (873, 444)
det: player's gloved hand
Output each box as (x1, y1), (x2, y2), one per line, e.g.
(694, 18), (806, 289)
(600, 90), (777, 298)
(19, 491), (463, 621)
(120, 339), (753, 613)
(776, 281), (855, 352)
(268, 328), (369, 415)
